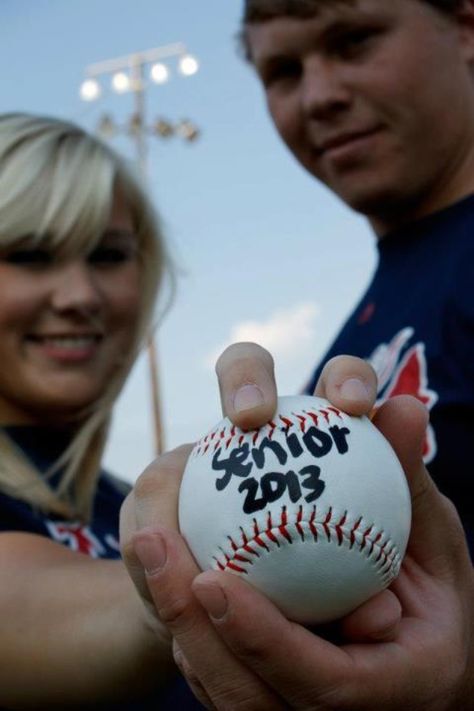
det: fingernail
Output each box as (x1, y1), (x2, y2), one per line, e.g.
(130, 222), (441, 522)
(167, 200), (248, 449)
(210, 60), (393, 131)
(193, 580), (228, 620)
(134, 533), (166, 575)
(339, 377), (370, 402)
(233, 384), (264, 413)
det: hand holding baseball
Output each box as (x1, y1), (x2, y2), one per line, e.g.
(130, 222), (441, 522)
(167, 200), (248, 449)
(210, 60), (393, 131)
(179, 394), (410, 624)
(121, 343), (474, 710)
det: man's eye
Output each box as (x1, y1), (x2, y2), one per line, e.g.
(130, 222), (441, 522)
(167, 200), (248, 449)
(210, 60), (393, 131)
(2, 249), (53, 266)
(88, 247), (134, 265)
(263, 60), (301, 87)
(335, 29), (378, 57)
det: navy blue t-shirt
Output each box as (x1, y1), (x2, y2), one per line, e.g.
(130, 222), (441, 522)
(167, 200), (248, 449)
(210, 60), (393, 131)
(305, 195), (474, 558)
(0, 426), (204, 710)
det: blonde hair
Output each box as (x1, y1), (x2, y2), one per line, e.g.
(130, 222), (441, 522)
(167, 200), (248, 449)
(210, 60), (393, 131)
(0, 112), (171, 521)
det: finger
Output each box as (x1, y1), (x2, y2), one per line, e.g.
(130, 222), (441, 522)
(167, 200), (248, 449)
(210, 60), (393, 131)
(372, 396), (471, 577)
(192, 568), (457, 710)
(134, 444), (193, 530)
(134, 527), (286, 710)
(192, 569), (355, 709)
(314, 355), (378, 416)
(215, 342), (277, 431)
(173, 640), (215, 710)
(121, 445), (193, 606)
(371, 395), (428, 485)
(339, 589), (402, 643)
(119, 492), (150, 603)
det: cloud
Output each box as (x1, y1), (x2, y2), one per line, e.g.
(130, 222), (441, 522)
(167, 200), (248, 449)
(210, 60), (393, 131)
(205, 301), (321, 368)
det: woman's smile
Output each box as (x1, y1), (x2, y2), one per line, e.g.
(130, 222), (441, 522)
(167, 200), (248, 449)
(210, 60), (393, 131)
(25, 332), (104, 364)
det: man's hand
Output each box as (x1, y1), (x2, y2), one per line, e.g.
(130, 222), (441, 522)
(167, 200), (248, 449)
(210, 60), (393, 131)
(121, 343), (474, 710)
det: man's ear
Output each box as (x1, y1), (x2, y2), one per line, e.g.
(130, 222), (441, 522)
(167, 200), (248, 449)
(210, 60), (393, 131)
(456, 0), (474, 61)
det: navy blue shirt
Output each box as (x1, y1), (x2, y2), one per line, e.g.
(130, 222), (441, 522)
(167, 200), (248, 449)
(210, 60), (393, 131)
(305, 195), (474, 558)
(0, 425), (204, 710)
(0, 426), (125, 558)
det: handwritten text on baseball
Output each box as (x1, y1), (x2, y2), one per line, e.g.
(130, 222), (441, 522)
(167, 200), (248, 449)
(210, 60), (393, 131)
(212, 425), (351, 514)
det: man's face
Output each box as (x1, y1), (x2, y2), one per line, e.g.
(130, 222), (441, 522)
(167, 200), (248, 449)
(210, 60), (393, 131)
(246, 0), (474, 232)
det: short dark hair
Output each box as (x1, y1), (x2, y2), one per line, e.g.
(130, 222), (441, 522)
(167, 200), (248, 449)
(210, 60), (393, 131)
(242, 0), (463, 24)
(240, 0), (464, 59)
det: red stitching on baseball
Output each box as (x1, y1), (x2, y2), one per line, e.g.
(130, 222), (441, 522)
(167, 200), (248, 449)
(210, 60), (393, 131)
(253, 519), (270, 552)
(265, 512), (280, 547)
(280, 415), (293, 430)
(361, 525), (373, 551)
(376, 540), (388, 564)
(193, 406), (348, 457)
(279, 506), (292, 543)
(213, 505), (400, 582)
(336, 512), (347, 545)
(323, 508), (332, 542)
(296, 414), (306, 432)
(296, 506), (305, 541)
(229, 538), (253, 565)
(240, 526), (260, 558)
(350, 517), (362, 548)
(306, 411), (319, 426)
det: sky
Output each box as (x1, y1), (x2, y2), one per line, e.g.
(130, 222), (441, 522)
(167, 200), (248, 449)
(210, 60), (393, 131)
(0, 0), (377, 483)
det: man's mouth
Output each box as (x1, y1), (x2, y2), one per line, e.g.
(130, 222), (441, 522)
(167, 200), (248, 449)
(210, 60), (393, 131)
(317, 127), (382, 155)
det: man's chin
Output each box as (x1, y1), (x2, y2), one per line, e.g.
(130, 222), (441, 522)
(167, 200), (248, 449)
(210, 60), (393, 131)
(329, 183), (418, 234)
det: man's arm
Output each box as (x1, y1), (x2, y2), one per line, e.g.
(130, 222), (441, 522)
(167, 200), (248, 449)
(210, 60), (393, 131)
(0, 532), (175, 708)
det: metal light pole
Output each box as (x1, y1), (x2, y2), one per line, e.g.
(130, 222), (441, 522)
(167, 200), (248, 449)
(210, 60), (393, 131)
(80, 45), (200, 455)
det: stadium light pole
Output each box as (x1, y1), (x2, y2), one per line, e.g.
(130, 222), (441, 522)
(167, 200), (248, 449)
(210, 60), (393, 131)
(80, 44), (200, 455)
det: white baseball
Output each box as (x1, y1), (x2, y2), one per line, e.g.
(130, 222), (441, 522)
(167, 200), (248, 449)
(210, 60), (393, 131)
(179, 395), (411, 624)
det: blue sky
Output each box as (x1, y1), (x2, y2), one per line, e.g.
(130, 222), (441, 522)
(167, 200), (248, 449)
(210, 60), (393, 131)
(1, 0), (376, 482)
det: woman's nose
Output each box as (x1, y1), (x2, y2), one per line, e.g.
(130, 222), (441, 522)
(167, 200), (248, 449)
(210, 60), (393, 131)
(50, 261), (102, 317)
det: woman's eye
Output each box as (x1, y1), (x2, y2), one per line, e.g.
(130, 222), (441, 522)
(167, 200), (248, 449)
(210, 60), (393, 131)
(2, 249), (53, 266)
(88, 247), (134, 265)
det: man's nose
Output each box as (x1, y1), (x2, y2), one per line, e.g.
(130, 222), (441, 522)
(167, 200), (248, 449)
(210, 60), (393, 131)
(301, 56), (352, 119)
(50, 261), (102, 317)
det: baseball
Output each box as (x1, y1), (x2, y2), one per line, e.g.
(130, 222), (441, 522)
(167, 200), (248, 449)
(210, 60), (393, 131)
(179, 395), (411, 624)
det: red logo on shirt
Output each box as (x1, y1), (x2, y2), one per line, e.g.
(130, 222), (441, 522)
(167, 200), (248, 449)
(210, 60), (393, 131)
(45, 521), (106, 558)
(368, 327), (438, 462)
(358, 302), (376, 325)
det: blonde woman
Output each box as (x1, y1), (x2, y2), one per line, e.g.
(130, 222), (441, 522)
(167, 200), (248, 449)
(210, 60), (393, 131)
(0, 113), (200, 709)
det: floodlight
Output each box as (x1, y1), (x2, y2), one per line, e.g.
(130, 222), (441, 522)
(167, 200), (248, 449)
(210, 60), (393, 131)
(79, 78), (101, 101)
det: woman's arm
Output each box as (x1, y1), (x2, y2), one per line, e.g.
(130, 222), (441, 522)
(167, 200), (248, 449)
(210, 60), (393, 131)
(0, 531), (175, 708)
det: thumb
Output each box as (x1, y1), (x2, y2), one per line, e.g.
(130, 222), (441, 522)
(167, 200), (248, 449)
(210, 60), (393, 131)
(372, 395), (470, 577)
